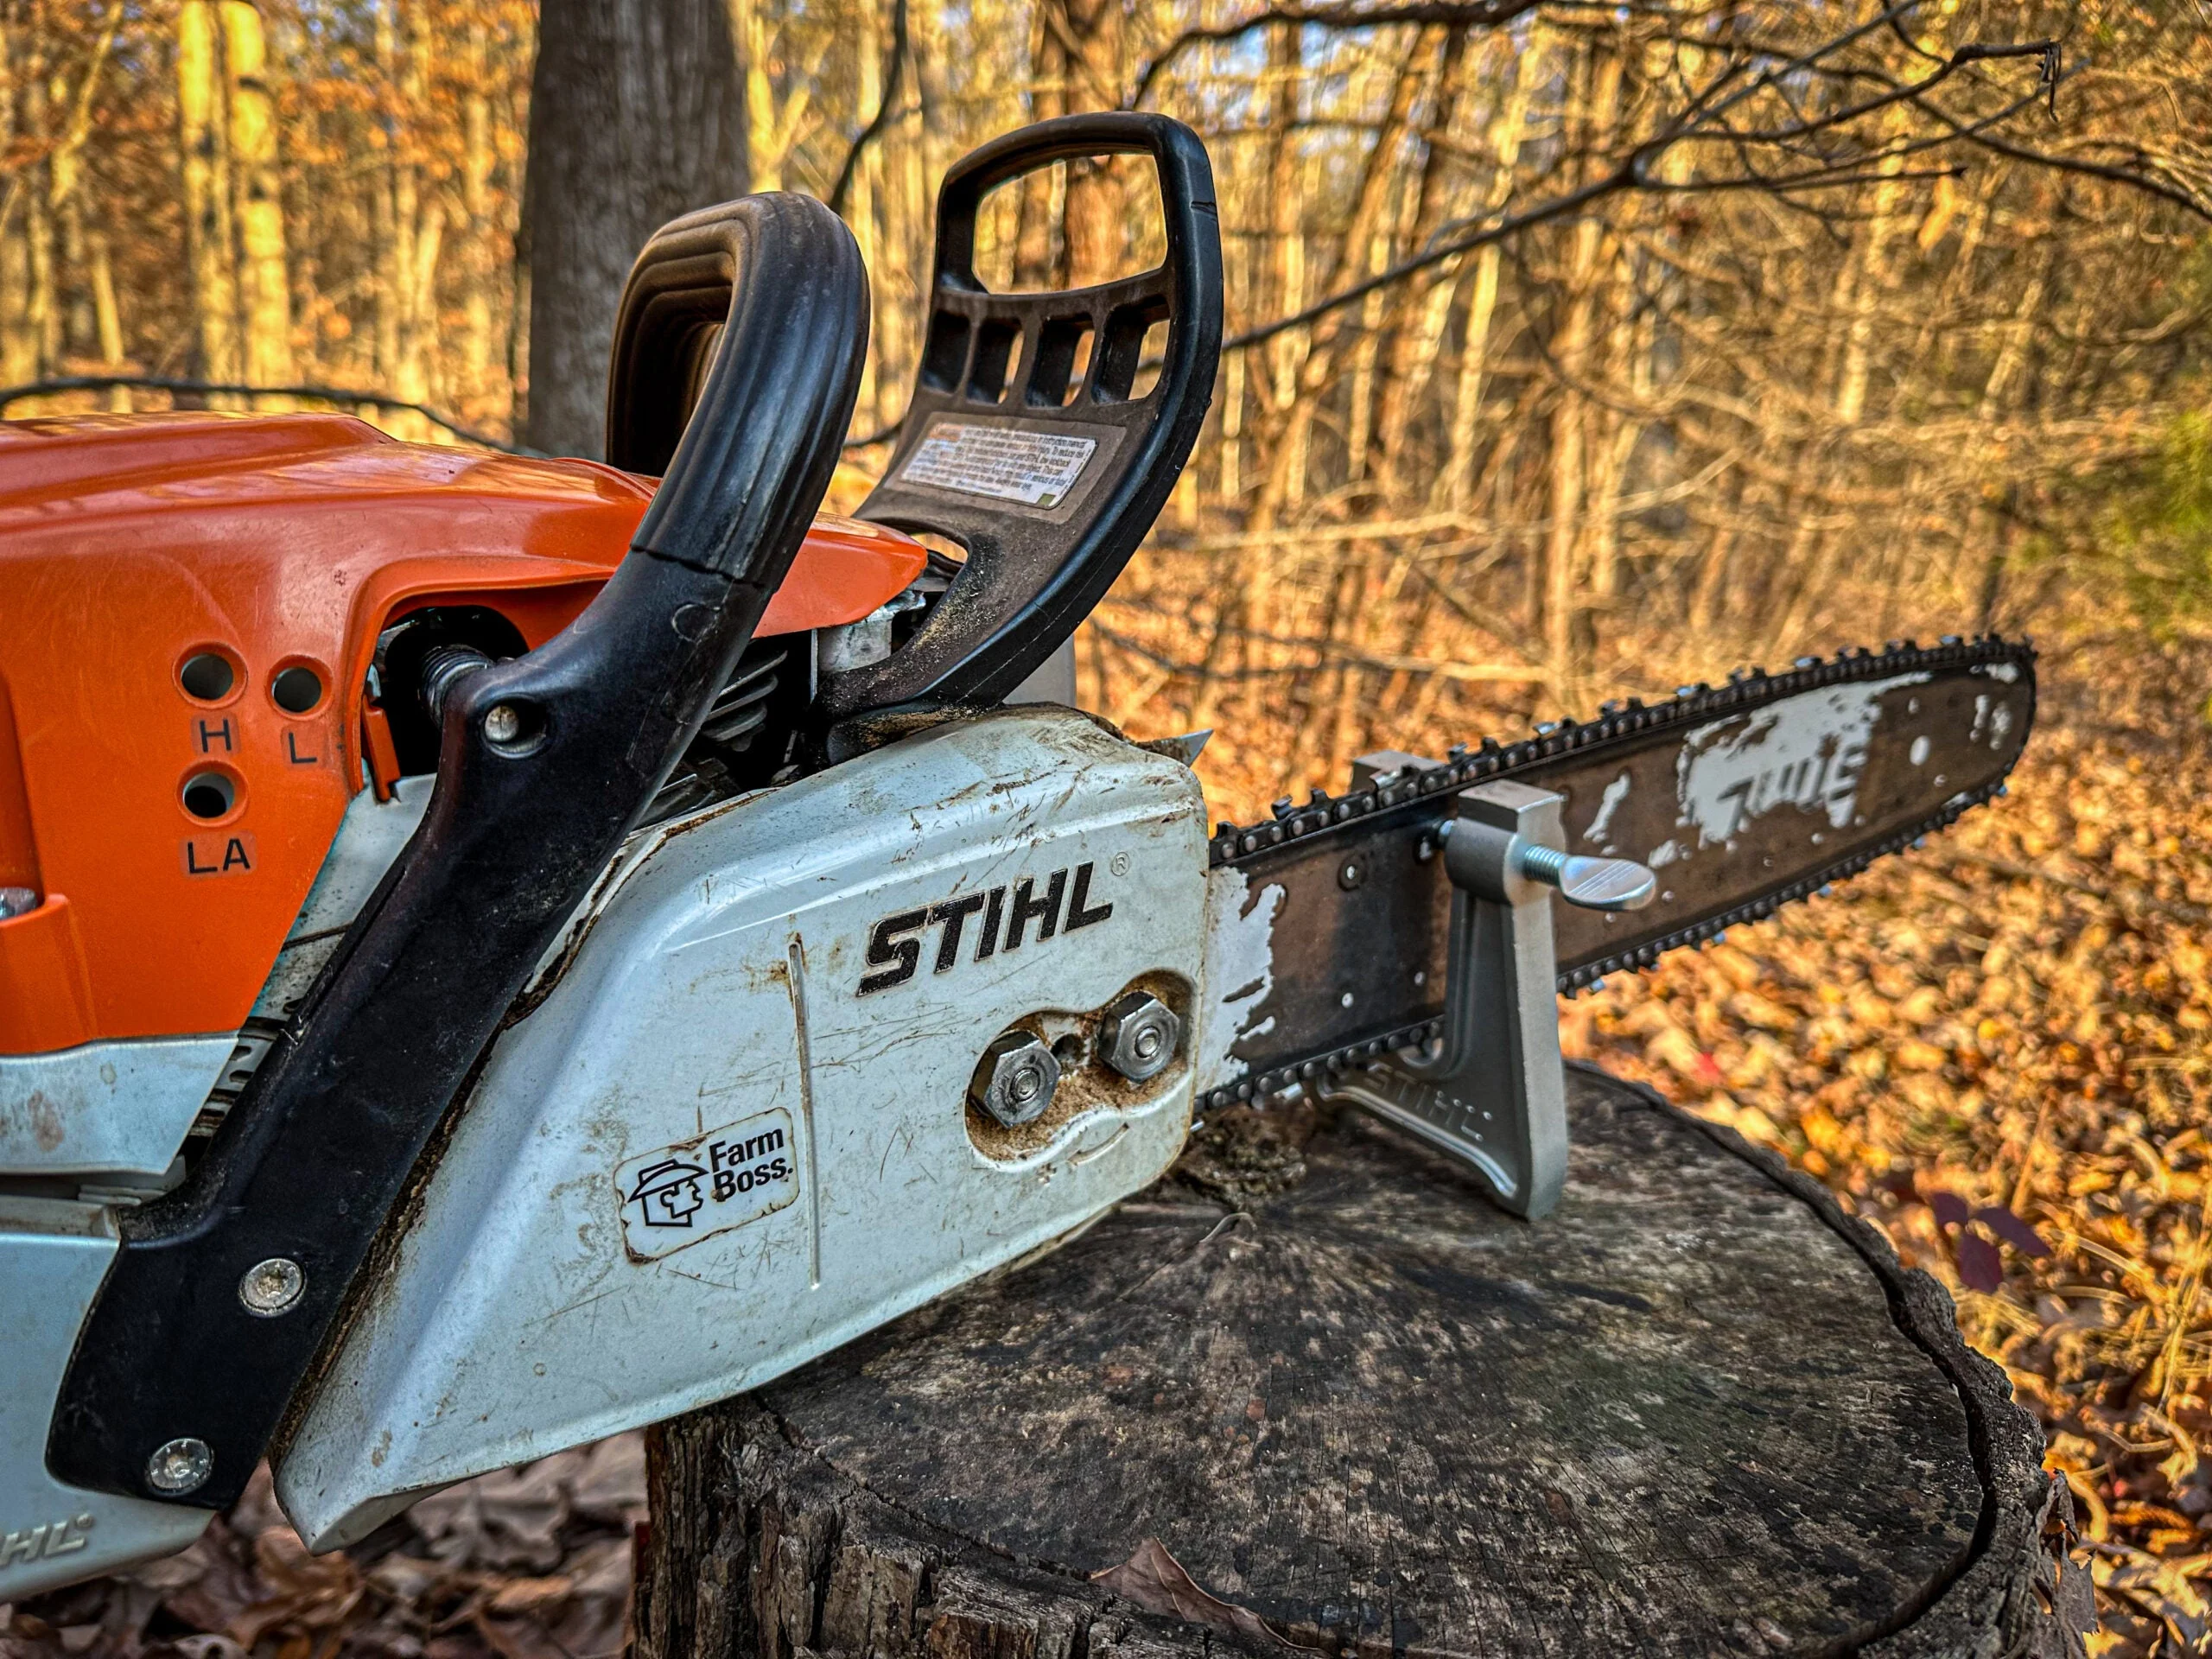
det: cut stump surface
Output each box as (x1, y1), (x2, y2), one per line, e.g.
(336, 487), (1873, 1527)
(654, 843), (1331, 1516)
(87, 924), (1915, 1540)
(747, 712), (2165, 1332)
(638, 1065), (2086, 1658)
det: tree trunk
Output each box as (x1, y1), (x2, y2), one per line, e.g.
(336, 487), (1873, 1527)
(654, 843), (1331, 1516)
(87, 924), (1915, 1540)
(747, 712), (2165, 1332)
(461, 19), (499, 411)
(521, 0), (750, 460)
(223, 0), (293, 392)
(176, 0), (243, 386)
(1193, 30), (1428, 736)
(1538, 40), (1619, 713)
(87, 230), (129, 410)
(1371, 25), (1471, 492)
(849, 0), (883, 416)
(1440, 50), (1529, 512)
(636, 1066), (2090, 1659)
(1054, 0), (1128, 290)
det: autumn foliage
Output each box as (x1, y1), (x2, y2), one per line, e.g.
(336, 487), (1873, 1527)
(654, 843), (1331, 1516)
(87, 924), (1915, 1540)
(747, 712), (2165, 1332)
(1, 0), (2210, 1650)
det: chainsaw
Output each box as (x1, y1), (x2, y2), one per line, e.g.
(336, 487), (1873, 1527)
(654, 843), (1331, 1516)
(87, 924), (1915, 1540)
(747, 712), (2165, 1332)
(0, 112), (2033, 1594)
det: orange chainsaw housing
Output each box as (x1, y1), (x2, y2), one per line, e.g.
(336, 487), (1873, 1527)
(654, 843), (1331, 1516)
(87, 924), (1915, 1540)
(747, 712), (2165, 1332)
(0, 413), (926, 1055)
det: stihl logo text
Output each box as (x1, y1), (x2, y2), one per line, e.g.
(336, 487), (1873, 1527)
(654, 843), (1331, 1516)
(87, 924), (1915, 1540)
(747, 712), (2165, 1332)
(1, 1513), (93, 1575)
(860, 861), (1113, 995)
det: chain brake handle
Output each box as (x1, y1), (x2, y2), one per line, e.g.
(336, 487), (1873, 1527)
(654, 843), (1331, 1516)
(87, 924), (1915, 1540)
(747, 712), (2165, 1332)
(47, 195), (869, 1510)
(823, 111), (1223, 724)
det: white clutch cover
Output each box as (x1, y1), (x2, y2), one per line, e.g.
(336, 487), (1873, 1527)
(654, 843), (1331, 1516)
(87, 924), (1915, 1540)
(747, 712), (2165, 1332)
(276, 708), (1210, 1547)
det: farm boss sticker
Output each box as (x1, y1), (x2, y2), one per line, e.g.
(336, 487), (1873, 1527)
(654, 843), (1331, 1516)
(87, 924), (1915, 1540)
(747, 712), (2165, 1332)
(617, 1108), (798, 1262)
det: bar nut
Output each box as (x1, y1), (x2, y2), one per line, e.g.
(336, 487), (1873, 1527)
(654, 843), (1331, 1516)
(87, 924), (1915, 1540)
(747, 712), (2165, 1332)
(1101, 991), (1181, 1083)
(972, 1030), (1062, 1127)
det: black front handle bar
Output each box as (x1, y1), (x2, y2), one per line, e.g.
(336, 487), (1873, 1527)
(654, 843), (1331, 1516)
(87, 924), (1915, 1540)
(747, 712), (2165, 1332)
(51, 194), (868, 1508)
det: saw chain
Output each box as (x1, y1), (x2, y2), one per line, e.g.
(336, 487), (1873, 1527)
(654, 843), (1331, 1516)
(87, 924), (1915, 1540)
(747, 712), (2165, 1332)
(1199, 633), (2037, 1115)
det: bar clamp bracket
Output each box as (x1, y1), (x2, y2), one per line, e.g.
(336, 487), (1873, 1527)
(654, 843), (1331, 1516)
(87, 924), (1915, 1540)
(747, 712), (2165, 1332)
(1322, 772), (1654, 1219)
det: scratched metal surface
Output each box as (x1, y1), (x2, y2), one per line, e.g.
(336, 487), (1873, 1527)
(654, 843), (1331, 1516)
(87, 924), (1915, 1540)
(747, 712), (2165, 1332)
(275, 708), (1211, 1551)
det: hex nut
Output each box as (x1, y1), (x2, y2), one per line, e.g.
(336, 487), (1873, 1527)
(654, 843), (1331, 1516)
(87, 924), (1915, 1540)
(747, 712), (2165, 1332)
(1101, 991), (1181, 1083)
(973, 1030), (1061, 1127)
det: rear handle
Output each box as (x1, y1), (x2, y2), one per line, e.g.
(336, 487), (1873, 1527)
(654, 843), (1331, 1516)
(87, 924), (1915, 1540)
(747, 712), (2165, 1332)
(824, 112), (1224, 723)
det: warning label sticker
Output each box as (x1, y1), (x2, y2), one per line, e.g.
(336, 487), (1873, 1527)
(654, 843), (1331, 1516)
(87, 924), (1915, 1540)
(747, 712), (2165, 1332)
(617, 1107), (798, 1262)
(897, 420), (1099, 508)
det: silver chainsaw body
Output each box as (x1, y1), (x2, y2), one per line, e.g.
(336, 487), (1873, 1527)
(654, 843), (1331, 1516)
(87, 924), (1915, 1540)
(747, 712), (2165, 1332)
(2, 1205), (215, 1595)
(273, 707), (1209, 1548)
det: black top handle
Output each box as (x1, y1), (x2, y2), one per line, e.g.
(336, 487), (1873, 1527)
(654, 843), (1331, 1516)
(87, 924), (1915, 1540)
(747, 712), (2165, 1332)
(822, 111), (1224, 721)
(49, 194), (868, 1510)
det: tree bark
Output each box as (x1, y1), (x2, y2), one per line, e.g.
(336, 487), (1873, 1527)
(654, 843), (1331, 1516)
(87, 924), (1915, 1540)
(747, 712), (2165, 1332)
(176, 0), (242, 386)
(223, 0), (293, 392)
(461, 19), (499, 410)
(520, 0), (750, 460)
(637, 1066), (2090, 1659)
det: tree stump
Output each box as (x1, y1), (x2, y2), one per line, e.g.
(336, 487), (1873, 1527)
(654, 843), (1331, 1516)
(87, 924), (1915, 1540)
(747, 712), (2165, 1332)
(635, 1065), (2090, 1659)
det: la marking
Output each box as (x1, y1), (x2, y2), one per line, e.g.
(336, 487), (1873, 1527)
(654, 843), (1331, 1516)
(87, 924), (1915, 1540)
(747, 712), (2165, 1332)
(181, 833), (257, 876)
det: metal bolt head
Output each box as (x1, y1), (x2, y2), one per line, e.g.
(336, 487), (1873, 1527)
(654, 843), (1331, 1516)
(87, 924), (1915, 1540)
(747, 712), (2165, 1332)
(1101, 991), (1181, 1083)
(146, 1437), (213, 1495)
(973, 1031), (1061, 1127)
(238, 1256), (305, 1317)
(483, 703), (524, 745)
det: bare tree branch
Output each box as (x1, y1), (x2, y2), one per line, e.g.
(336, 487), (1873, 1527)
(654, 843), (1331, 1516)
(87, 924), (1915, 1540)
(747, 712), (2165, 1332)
(1204, 15), (2200, 361)
(1128, 0), (1561, 109)
(828, 0), (912, 215)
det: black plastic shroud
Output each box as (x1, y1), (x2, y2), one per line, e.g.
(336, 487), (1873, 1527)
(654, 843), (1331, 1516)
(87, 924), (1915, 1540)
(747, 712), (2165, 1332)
(48, 195), (868, 1508)
(828, 111), (1224, 719)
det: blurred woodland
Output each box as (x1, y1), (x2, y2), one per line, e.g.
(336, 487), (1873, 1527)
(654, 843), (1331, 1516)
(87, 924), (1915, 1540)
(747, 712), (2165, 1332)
(3, 0), (2212, 1651)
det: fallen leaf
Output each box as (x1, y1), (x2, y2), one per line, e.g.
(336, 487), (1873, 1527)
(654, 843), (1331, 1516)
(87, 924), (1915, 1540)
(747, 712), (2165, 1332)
(139, 1526), (264, 1637)
(1956, 1230), (2005, 1294)
(486, 1575), (573, 1616)
(568, 1432), (648, 1527)
(1092, 1538), (1313, 1649)
(1974, 1205), (2053, 1258)
(1897, 1039), (1948, 1072)
(410, 1456), (574, 1573)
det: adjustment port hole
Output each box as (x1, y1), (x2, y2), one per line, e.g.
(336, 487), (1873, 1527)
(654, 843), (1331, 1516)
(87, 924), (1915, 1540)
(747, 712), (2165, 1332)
(271, 664), (324, 714)
(181, 771), (237, 820)
(179, 652), (238, 703)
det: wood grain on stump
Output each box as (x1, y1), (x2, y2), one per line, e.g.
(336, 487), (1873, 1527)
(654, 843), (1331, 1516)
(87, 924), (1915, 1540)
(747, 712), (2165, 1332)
(637, 1065), (2089, 1659)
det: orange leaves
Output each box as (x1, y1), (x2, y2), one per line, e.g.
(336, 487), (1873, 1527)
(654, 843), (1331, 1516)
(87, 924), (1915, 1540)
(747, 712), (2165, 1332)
(229, 1525), (366, 1651)
(1645, 1023), (1722, 1085)
(1896, 1038), (1949, 1073)
(1727, 988), (1796, 1032)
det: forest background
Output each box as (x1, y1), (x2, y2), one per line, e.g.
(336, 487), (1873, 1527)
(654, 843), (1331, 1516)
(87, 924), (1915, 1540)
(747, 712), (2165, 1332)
(1, 0), (2211, 1651)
